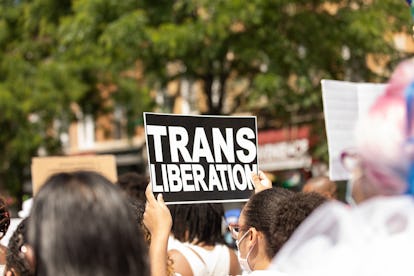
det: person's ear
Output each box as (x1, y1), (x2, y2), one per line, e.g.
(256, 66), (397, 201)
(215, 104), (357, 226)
(248, 227), (259, 245)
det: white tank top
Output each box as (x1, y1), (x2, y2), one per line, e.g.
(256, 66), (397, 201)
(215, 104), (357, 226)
(168, 237), (231, 276)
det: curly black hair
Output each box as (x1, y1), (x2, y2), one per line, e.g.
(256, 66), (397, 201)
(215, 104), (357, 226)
(0, 196), (10, 239)
(242, 188), (293, 256)
(6, 218), (31, 276)
(117, 172), (148, 203)
(243, 189), (326, 259)
(267, 192), (327, 258)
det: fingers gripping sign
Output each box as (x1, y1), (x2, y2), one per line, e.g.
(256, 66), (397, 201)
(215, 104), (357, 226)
(251, 170), (272, 194)
(143, 184), (172, 237)
(144, 184), (172, 276)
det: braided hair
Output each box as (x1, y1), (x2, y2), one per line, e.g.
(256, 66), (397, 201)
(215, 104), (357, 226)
(0, 197), (10, 239)
(126, 187), (175, 276)
(6, 218), (31, 276)
(169, 203), (225, 246)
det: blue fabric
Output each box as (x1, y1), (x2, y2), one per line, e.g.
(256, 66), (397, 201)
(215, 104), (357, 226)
(405, 82), (414, 195)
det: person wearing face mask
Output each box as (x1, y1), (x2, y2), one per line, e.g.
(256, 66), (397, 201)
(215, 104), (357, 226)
(268, 59), (414, 276)
(229, 188), (326, 275)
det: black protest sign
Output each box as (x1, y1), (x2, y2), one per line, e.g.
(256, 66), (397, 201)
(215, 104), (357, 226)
(144, 113), (258, 204)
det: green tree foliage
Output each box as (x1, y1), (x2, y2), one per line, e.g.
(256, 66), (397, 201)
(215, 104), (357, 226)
(98, 0), (412, 116)
(0, 0), (151, 200)
(0, 0), (84, 199)
(97, 1), (412, 164)
(77, 0), (413, 159)
(0, 0), (412, 199)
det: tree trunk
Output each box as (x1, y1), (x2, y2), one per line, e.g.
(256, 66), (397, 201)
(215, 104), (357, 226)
(202, 73), (228, 115)
(203, 73), (215, 114)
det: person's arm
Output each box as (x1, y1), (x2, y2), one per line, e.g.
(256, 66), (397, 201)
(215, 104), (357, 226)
(228, 247), (241, 276)
(143, 184), (172, 276)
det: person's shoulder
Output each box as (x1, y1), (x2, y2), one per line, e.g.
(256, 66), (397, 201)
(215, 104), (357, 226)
(168, 249), (193, 276)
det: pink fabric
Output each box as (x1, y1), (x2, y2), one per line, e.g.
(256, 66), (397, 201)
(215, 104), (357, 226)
(355, 58), (414, 196)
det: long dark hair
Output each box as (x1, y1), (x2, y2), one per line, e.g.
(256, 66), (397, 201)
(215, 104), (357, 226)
(27, 171), (150, 276)
(169, 203), (225, 246)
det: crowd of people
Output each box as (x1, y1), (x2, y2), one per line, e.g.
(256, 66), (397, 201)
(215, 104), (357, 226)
(0, 57), (414, 276)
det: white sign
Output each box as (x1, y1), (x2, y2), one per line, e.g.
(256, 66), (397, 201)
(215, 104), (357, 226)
(321, 79), (386, 180)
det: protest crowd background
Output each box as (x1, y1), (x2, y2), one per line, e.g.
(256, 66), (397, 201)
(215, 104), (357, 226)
(1, 1), (414, 276)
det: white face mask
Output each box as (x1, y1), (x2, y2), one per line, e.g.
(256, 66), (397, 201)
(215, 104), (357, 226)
(236, 229), (255, 272)
(345, 177), (357, 207)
